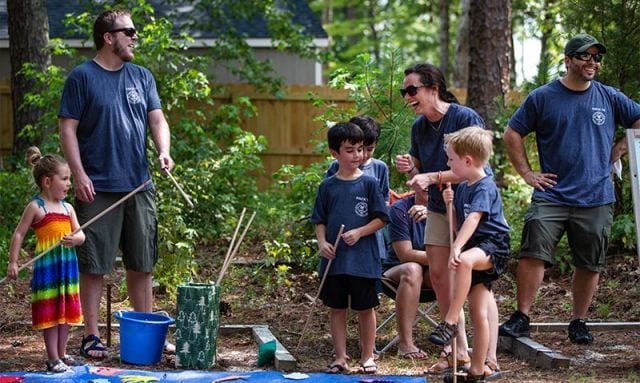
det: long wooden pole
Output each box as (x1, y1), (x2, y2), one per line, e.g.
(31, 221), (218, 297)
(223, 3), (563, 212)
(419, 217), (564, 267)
(295, 224), (344, 353)
(445, 183), (459, 383)
(0, 179), (152, 284)
(217, 208), (246, 284)
(217, 210), (256, 285)
(164, 169), (194, 208)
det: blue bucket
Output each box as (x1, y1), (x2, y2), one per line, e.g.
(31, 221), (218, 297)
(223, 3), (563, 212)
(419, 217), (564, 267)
(113, 311), (175, 365)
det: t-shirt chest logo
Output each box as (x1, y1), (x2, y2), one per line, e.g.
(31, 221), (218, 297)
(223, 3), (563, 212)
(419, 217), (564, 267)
(592, 111), (605, 126)
(355, 201), (369, 217)
(126, 87), (142, 104)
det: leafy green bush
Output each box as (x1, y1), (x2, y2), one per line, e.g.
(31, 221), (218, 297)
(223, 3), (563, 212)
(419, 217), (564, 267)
(0, 168), (39, 278)
(262, 161), (330, 272)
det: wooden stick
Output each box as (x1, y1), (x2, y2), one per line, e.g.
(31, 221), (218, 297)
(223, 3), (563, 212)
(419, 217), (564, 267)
(217, 208), (246, 284)
(106, 283), (112, 347)
(0, 179), (152, 285)
(445, 182), (460, 383)
(217, 210), (256, 285)
(164, 168), (194, 208)
(295, 224), (345, 353)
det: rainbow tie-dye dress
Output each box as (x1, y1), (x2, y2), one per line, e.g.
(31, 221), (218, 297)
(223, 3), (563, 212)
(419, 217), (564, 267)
(31, 202), (83, 330)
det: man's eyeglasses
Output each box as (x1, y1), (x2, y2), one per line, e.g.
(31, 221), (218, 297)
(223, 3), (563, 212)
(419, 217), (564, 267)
(572, 52), (603, 63)
(399, 85), (426, 97)
(109, 27), (137, 37)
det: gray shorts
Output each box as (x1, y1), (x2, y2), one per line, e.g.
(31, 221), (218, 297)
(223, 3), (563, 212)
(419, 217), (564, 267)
(518, 198), (613, 272)
(76, 189), (158, 274)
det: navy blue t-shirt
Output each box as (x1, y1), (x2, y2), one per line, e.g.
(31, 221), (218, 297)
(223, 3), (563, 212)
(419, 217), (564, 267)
(311, 174), (389, 279)
(454, 176), (510, 239)
(59, 60), (162, 192)
(509, 80), (640, 206)
(408, 103), (485, 213)
(383, 195), (426, 267)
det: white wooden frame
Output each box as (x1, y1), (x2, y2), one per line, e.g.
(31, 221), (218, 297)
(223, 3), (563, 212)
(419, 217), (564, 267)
(626, 129), (640, 266)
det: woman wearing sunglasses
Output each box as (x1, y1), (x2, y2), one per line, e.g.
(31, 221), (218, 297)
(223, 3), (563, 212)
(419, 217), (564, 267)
(395, 63), (498, 375)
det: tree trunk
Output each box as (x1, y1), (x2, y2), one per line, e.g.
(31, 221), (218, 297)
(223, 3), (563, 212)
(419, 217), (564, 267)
(7, 0), (50, 158)
(467, 0), (511, 131)
(438, 0), (450, 80)
(453, 0), (470, 89)
(366, 1), (380, 63)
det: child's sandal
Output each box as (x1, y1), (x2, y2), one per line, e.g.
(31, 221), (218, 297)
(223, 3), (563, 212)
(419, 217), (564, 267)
(46, 359), (70, 373)
(61, 354), (84, 367)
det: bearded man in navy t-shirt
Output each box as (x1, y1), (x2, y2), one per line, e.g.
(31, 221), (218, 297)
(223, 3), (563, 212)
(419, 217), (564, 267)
(501, 33), (640, 345)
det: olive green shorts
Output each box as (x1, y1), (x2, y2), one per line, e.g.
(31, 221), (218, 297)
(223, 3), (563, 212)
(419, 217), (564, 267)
(518, 198), (613, 273)
(424, 211), (450, 247)
(76, 189), (158, 274)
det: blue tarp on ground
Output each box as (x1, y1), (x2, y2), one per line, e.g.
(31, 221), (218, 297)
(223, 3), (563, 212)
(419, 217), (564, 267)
(0, 366), (427, 383)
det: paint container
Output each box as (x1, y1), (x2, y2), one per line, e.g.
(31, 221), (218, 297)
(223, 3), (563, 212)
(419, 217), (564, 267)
(114, 311), (175, 365)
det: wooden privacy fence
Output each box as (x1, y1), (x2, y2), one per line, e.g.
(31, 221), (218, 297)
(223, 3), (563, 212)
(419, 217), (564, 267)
(209, 84), (354, 187)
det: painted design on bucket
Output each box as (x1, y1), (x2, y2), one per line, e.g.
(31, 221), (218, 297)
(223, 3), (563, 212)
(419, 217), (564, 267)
(175, 283), (220, 369)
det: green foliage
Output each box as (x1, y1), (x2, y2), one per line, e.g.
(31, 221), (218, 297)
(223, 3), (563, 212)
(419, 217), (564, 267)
(263, 161), (329, 272)
(314, 50), (417, 191)
(310, 0), (450, 75)
(0, 168), (38, 278)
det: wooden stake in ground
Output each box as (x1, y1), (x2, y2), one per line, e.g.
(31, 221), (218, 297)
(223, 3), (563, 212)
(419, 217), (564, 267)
(0, 179), (152, 285)
(217, 209), (256, 286)
(295, 224), (345, 353)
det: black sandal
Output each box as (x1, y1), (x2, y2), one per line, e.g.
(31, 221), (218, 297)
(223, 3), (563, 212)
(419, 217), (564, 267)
(428, 321), (458, 346)
(79, 334), (109, 359)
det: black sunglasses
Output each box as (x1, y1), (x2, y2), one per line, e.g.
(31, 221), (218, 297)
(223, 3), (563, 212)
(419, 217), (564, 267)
(399, 85), (426, 97)
(572, 52), (603, 63)
(109, 27), (137, 37)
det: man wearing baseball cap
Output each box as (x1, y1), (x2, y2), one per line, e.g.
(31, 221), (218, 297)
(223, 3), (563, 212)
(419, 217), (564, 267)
(501, 33), (640, 344)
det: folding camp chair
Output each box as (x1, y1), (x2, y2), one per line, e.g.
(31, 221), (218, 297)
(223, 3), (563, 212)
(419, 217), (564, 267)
(375, 274), (439, 355)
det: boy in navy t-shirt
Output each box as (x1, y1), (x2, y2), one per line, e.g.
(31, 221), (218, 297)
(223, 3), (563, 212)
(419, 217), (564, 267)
(427, 126), (510, 383)
(311, 122), (389, 374)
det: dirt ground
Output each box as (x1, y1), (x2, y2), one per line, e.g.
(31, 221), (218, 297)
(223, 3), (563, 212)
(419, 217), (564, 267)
(1, 251), (640, 382)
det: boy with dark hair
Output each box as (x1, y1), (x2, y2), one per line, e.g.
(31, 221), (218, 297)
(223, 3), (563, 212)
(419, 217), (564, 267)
(311, 122), (389, 374)
(325, 116), (389, 202)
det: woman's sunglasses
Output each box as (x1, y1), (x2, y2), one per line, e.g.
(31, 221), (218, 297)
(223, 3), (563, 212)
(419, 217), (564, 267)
(109, 27), (137, 37)
(399, 85), (426, 97)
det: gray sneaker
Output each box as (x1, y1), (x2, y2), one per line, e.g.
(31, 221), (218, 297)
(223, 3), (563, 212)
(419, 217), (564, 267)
(499, 310), (530, 338)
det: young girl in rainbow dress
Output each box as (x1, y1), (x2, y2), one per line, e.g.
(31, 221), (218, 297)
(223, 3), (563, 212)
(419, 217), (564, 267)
(7, 147), (85, 373)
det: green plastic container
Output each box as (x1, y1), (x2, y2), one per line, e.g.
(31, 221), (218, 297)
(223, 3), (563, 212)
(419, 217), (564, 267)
(174, 282), (220, 369)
